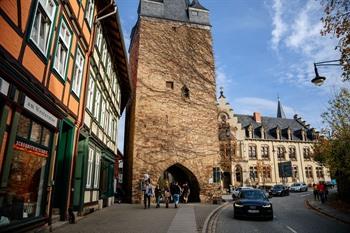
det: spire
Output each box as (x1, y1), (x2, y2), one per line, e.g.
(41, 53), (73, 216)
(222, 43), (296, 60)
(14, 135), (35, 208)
(277, 97), (286, 118)
(189, 0), (208, 11)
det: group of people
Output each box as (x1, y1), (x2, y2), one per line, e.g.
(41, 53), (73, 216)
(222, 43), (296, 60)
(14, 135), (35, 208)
(312, 182), (329, 203)
(142, 176), (190, 209)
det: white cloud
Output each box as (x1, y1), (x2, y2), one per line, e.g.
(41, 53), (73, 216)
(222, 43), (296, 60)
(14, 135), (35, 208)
(233, 97), (295, 118)
(271, 0), (287, 50)
(269, 0), (344, 91)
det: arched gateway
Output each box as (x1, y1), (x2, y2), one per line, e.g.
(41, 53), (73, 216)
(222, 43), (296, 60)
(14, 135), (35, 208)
(160, 163), (200, 202)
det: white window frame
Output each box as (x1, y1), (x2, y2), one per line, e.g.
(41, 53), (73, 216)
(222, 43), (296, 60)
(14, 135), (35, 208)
(85, 0), (95, 28)
(30, 0), (57, 56)
(86, 146), (94, 188)
(95, 24), (103, 52)
(86, 73), (95, 112)
(102, 43), (107, 66)
(93, 150), (101, 188)
(72, 48), (85, 97)
(100, 98), (106, 128)
(94, 88), (101, 121)
(53, 19), (72, 79)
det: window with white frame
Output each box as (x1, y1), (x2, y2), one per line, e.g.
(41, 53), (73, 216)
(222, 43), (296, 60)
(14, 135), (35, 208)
(86, 74), (95, 112)
(72, 48), (85, 96)
(107, 59), (112, 77)
(100, 98), (106, 128)
(102, 44), (107, 66)
(93, 150), (101, 188)
(94, 89), (101, 121)
(261, 145), (269, 159)
(53, 20), (72, 78)
(86, 146), (94, 188)
(85, 0), (94, 28)
(30, 0), (57, 56)
(95, 24), (103, 52)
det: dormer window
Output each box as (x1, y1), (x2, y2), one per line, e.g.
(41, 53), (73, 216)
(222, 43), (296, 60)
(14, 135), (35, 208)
(191, 10), (199, 16)
(260, 126), (265, 139)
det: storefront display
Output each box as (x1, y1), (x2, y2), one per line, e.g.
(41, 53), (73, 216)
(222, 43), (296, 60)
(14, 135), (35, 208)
(0, 114), (52, 226)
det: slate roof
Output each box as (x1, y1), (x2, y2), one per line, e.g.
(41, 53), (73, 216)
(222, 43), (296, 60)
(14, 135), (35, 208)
(235, 114), (316, 141)
(189, 0), (209, 11)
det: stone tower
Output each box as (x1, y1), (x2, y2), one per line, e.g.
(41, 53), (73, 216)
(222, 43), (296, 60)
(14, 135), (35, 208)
(124, 0), (221, 203)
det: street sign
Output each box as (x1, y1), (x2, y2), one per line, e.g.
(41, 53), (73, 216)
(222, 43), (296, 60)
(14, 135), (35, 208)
(278, 161), (292, 177)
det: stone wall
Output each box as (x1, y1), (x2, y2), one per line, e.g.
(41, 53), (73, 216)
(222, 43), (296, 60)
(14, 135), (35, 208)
(126, 16), (221, 203)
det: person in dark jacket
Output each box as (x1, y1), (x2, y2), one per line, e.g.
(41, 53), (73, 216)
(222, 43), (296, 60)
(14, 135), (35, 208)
(155, 184), (162, 208)
(170, 181), (181, 208)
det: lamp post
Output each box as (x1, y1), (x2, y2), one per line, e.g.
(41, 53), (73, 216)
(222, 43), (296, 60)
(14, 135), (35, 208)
(311, 59), (341, 86)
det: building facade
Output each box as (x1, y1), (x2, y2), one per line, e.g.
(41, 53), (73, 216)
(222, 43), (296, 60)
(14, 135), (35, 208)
(0, 0), (130, 232)
(217, 91), (331, 189)
(124, 0), (221, 203)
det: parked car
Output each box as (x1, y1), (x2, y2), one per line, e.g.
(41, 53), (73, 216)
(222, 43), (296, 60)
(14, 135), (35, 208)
(232, 187), (254, 199)
(233, 189), (273, 220)
(290, 182), (308, 192)
(269, 184), (289, 196)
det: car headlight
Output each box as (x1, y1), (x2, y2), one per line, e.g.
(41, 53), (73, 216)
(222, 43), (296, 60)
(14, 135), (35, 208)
(234, 203), (244, 208)
(262, 204), (271, 208)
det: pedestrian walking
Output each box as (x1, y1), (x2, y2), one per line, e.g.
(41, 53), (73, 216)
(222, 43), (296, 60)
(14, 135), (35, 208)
(182, 182), (190, 204)
(155, 184), (162, 208)
(313, 183), (319, 201)
(143, 180), (153, 209)
(164, 186), (171, 208)
(318, 182), (325, 204)
(170, 181), (181, 208)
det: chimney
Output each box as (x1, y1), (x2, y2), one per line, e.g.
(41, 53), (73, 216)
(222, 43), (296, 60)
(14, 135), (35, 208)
(253, 112), (261, 123)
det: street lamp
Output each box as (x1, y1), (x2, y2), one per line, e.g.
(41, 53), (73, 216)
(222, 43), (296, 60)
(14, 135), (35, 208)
(311, 59), (341, 86)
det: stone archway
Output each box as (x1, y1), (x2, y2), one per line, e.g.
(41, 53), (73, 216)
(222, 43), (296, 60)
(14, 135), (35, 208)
(160, 163), (200, 202)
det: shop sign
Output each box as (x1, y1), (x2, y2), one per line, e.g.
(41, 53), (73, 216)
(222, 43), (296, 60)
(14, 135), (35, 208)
(0, 76), (10, 95)
(13, 140), (48, 157)
(24, 97), (58, 127)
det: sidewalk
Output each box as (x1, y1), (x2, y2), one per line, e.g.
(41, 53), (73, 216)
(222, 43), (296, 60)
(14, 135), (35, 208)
(47, 203), (218, 233)
(306, 190), (350, 225)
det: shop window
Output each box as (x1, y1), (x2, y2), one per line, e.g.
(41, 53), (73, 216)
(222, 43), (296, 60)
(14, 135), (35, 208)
(17, 115), (31, 139)
(53, 19), (72, 79)
(30, 0), (57, 56)
(0, 113), (52, 225)
(71, 48), (85, 97)
(30, 122), (42, 144)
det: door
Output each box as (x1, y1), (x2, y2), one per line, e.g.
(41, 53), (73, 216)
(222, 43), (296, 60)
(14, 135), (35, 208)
(53, 120), (74, 220)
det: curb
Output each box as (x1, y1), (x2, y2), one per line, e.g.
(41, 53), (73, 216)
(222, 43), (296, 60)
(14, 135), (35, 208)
(201, 202), (230, 233)
(305, 199), (350, 225)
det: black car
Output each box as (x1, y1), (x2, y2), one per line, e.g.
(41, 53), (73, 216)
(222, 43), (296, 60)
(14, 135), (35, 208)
(233, 189), (273, 220)
(269, 184), (289, 197)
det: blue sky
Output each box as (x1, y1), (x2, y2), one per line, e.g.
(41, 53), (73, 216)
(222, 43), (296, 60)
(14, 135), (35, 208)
(117, 0), (349, 151)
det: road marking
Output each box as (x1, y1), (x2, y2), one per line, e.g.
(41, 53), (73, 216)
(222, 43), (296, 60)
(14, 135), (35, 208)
(301, 193), (311, 197)
(286, 225), (298, 233)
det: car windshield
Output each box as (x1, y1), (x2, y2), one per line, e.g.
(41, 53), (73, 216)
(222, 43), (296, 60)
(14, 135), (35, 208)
(240, 190), (266, 200)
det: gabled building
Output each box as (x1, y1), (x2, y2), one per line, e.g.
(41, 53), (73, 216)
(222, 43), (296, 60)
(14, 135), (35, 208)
(217, 90), (330, 189)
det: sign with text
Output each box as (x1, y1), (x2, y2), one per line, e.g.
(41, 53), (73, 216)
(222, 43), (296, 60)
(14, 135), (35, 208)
(24, 97), (58, 127)
(13, 140), (48, 158)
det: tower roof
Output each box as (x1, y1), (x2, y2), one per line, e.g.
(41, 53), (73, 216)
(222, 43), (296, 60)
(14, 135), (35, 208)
(277, 97), (286, 119)
(189, 0), (208, 11)
(138, 0), (210, 26)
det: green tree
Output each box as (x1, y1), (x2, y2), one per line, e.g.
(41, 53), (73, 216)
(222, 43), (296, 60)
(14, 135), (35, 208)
(313, 88), (350, 201)
(320, 0), (350, 81)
